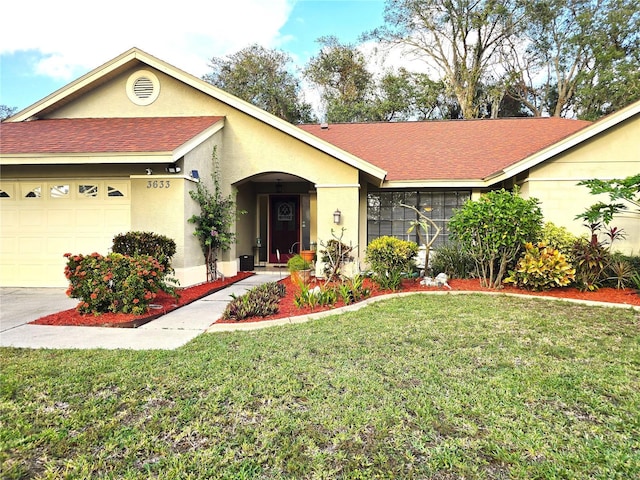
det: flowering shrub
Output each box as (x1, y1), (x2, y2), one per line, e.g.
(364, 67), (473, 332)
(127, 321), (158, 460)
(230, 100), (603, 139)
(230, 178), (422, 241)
(64, 252), (178, 315)
(504, 242), (575, 291)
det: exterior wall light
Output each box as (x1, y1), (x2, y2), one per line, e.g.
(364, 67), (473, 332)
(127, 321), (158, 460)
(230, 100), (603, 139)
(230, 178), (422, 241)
(333, 209), (341, 224)
(166, 166), (181, 174)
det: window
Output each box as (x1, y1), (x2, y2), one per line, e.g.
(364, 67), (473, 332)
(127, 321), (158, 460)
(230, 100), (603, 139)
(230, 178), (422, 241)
(367, 190), (470, 247)
(24, 186), (42, 198)
(50, 184), (70, 198)
(79, 184), (99, 197)
(107, 186), (125, 197)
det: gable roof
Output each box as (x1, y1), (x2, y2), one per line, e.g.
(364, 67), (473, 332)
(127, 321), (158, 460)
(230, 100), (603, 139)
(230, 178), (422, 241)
(6, 47), (387, 183)
(299, 117), (592, 185)
(0, 116), (223, 154)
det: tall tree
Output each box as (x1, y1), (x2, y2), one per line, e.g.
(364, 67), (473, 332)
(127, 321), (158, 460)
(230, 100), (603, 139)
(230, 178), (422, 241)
(303, 36), (374, 122)
(372, 0), (525, 119)
(505, 0), (640, 118)
(0, 105), (17, 121)
(203, 45), (314, 124)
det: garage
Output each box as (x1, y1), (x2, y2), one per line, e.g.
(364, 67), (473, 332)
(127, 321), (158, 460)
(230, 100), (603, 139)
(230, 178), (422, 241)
(0, 179), (130, 287)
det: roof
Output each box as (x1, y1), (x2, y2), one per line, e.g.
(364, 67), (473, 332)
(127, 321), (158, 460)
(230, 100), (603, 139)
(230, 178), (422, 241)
(5, 47), (386, 183)
(299, 117), (592, 182)
(0, 116), (224, 154)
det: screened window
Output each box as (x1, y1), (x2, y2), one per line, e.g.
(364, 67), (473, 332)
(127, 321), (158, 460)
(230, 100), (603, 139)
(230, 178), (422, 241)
(367, 190), (470, 247)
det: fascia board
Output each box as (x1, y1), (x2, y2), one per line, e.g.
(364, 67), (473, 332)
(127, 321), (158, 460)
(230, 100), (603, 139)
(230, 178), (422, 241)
(382, 179), (487, 189)
(0, 152), (173, 165)
(8, 48), (142, 122)
(172, 118), (225, 161)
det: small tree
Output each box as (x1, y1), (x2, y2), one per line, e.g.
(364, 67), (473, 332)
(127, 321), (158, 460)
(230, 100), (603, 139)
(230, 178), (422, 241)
(401, 203), (441, 272)
(576, 173), (639, 246)
(448, 188), (543, 288)
(188, 147), (245, 281)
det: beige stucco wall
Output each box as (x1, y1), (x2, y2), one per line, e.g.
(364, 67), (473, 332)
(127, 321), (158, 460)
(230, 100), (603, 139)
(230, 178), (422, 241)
(526, 115), (640, 255)
(37, 62), (367, 279)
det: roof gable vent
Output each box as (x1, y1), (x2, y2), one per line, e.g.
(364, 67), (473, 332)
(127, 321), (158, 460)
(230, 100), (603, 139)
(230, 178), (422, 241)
(126, 70), (160, 106)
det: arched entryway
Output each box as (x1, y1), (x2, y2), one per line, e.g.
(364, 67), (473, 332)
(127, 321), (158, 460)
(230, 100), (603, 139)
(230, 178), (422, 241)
(235, 172), (315, 267)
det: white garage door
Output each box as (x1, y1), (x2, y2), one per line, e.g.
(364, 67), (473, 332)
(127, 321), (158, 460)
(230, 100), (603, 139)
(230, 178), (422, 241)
(0, 180), (130, 287)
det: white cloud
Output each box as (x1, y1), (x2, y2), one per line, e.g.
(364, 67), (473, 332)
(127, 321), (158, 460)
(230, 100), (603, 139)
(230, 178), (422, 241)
(1, 0), (297, 80)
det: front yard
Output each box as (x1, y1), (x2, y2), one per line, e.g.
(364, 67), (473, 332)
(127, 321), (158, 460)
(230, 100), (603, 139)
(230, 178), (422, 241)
(2, 294), (639, 479)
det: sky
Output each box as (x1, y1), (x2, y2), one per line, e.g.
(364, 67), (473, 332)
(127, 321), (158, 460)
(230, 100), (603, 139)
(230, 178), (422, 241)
(0, 0), (390, 113)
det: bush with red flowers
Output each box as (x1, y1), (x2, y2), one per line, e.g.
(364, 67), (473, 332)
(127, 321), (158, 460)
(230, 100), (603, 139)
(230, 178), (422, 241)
(64, 252), (178, 315)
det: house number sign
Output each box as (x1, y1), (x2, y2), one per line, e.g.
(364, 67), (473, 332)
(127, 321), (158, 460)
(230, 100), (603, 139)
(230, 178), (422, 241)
(146, 180), (171, 189)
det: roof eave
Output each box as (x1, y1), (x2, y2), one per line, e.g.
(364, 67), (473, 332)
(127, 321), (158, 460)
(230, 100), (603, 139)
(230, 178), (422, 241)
(0, 152), (173, 165)
(486, 102), (640, 184)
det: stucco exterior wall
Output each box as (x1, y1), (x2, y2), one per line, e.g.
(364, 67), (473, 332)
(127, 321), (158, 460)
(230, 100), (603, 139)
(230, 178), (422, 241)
(526, 115), (639, 254)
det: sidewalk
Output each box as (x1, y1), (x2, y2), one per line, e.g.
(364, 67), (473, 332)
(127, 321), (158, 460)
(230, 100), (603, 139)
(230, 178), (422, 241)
(0, 273), (283, 350)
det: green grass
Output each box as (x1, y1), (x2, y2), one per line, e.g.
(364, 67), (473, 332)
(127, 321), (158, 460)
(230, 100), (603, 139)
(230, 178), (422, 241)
(2, 294), (639, 479)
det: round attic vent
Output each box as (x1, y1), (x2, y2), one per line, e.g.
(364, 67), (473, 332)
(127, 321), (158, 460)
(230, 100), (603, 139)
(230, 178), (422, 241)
(126, 70), (160, 106)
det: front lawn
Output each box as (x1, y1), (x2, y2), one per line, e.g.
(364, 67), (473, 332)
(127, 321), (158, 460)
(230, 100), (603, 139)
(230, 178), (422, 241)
(2, 295), (639, 479)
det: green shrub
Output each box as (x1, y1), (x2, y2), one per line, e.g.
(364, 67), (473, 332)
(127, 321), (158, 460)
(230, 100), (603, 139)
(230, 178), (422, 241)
(541, 222), (579, 260)
(605, 254), (636, 289)
(64, 252), (178, 315)
(287, 254), (311, 272)
(365, 236), (419, 291)
(448, 188), (543, 288)
(222, 282), (286, 321)
(429, 243), (475, 279)
(570, 238), (612, 291)
(112, 231), (177, 272)
(504, 242), (575, 291)
(293, 283), (338, 310)
(337, 274), (371, 305)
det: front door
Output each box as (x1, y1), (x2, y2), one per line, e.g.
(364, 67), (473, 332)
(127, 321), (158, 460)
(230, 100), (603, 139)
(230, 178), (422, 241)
(269, 195), (300, 264)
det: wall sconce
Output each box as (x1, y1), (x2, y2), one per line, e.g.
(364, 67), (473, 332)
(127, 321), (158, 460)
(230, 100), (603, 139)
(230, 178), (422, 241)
(333, 209), (341, 224)
(190, 170), (200, 179)
(166, 166), (181, 174)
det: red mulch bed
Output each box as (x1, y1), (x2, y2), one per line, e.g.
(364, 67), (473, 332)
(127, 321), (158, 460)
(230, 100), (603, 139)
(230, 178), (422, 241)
(30, 272), (254, 328)
(216, 276), (640, 324)
(31, 274), (639, 328)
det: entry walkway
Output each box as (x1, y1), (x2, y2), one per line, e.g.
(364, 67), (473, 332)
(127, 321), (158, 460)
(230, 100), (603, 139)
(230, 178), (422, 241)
(0, 273), (282, 350)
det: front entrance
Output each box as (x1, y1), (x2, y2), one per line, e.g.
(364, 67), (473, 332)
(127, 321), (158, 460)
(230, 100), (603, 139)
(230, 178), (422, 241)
(269, 195), (300, 264)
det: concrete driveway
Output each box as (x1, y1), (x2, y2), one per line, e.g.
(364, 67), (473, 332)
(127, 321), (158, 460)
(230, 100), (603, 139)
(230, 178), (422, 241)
(0, 287), (78, 332)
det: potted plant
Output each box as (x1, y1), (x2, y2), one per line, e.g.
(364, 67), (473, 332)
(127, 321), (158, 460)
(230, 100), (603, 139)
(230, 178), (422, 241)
(287, 254), (312, 284)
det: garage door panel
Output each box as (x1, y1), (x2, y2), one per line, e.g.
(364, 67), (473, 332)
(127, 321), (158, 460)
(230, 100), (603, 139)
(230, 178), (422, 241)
(1, 180), (131, 287)
(19, 209), (45, 227)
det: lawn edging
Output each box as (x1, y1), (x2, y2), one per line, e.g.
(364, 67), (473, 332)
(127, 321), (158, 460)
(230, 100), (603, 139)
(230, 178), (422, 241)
(206, 289), (640, 333)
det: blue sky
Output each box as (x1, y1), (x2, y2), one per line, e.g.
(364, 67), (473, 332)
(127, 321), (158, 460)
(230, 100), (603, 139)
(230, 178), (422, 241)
(0, 0), (386, 113)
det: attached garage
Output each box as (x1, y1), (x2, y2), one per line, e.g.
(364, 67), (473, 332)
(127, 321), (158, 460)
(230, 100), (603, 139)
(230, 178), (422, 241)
(0, 179), (130, 287)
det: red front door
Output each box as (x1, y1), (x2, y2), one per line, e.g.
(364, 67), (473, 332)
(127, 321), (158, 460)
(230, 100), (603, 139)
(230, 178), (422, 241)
(269, 195), (300, 264)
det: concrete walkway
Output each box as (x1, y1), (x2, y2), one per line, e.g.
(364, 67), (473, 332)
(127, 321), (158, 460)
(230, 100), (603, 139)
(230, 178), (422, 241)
(0, 273), (283, 350)
(2, 274), (638, 351)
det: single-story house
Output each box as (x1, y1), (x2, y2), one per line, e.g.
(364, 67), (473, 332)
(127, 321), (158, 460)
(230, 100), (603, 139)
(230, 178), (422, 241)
(1, 47), (638, 287)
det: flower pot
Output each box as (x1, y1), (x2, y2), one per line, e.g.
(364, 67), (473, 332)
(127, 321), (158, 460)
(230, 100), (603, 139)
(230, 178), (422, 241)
(300, 250), (315, 263)
(291, 269), (311, 285)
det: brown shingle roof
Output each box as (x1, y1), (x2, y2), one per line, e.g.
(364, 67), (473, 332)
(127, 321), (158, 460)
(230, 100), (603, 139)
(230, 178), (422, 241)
(0, 116), (224, 154)
(299, 117), (592, 181)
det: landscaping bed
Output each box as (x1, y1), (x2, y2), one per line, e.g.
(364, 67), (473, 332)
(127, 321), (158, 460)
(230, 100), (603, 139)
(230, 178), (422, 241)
(216, 276), (640, 323)
(30, 271), (638, 328)
(30, 272), (254, 327)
